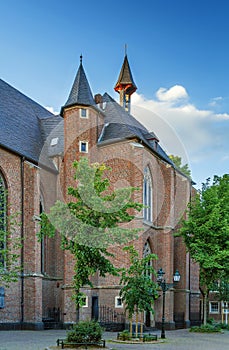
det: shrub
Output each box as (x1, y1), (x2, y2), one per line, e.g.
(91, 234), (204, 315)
(143, 334), (157, 341)
(118, 330), (131, 341)
(190, 323), (222, 333)
(215, 322), (229, 330)
(66, 320), (103, 343)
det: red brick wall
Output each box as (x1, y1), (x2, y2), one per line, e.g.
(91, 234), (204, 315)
(0, 148), (64, 326)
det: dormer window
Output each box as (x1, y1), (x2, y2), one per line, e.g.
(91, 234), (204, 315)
(50, 137), (59, 146)
(80, 108), (88, 118)
(79, 141), (88, 153)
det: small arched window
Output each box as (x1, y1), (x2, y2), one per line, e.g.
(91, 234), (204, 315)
(143, 240), (152, 277)
(0, 173), (7, 268)
(143, 240), (152, 258)
(143, 167), (152, 222)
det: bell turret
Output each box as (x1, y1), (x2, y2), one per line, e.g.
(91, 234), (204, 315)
(114, 54), (137, 113)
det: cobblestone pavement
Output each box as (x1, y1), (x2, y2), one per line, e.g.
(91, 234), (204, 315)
(0, 328), (228, 350)
(106, 329), (229, 349)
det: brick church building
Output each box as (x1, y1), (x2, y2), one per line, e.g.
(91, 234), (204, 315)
(0, 54), (200, 330)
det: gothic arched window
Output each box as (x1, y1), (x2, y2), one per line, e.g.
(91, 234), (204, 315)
(143, 167), (152, 222)
(143, 240), (152, 258)
(0, 173), (7, 269)
(143, 240), (152, 277)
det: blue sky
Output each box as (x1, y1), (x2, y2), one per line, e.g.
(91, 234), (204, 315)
(1, 0), (229, 188)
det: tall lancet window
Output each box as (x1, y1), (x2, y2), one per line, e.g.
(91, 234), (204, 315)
(0, 173), (7, 269)
(143, 167), (152, 222)
(143, 240), (152, 277)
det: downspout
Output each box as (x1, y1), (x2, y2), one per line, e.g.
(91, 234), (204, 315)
(20, 157), (25, 327)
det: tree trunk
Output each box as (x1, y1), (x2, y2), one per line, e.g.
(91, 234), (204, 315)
(136, 313), (138, 338)
(140, 313), (143, 340)
(203, 293), (208, 325)
(129, 319), (132, 336)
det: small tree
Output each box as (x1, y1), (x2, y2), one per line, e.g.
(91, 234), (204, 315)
(0, 188), (21, 286)
(169, 155), (191, 178)
(178, 175), (229, 324)
(39, 157), (143, 311)
(120, 245), (158, 337)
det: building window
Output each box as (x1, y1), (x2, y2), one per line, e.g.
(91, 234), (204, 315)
(222, 302), (229, 314)
(40, 199), (46, 274)
(79, 141), (88, 153)
(0, 173), (7, 269)
(143, 240), (152, 277)
(143, 167), (152, 222)
(0, 286), (5, 308)
(115, 296), (123, 308)
(50, 137), (59, 146)
(80, 108), (88, 118)
(82, 295), (88, 308)
(209, 302), (219, 314)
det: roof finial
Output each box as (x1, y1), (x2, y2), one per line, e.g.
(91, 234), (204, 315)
(80, 54), (83, 64)
(124, 44), (127, 56)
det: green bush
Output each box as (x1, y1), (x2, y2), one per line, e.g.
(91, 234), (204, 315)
(207, 318), (215, 325)
(190, 323), (222, 333)
(215, 322), (229, 330)
(66, 320), (103, 343)
(118, 330), (131, 341)
(143, 334), (157, 341)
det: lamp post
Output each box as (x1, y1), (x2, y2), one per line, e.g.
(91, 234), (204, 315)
(157, 268), (181, 339)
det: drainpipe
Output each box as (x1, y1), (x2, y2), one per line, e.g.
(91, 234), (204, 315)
(20, 157), (25, 327)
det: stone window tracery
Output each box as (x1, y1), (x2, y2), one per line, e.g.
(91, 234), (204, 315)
(143, 167), (152, 222)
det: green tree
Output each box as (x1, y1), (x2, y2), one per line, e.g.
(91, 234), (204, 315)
(0, 189), (21, 286)
(177, 175), (229, 324)
(215, 275), (229, 302)
(39, 157), (143, 310)
(169, 155), (191, 178)
(120, 245), (158, 336)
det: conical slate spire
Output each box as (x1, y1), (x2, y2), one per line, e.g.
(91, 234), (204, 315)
(64, 56), (94, 108)
(114, 54), (137, 95)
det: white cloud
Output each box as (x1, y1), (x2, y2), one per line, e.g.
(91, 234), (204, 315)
(209, 96), (223, 107)
(131, 86), (229, 187)
(46, 106), (59, 115)
(156, 85), (188, 103)
(214, 112), (229, 120)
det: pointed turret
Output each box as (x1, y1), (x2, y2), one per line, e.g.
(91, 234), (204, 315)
(61, 55), (94, 115)
(114, 54), (137, 113)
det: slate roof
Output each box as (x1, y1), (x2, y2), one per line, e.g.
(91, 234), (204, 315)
(97, 93), (174, 166)
(62, 57), (95, 113)
(0, 78), (61, 169)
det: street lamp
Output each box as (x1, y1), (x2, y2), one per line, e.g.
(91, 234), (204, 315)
(157, 268), (181, 339)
